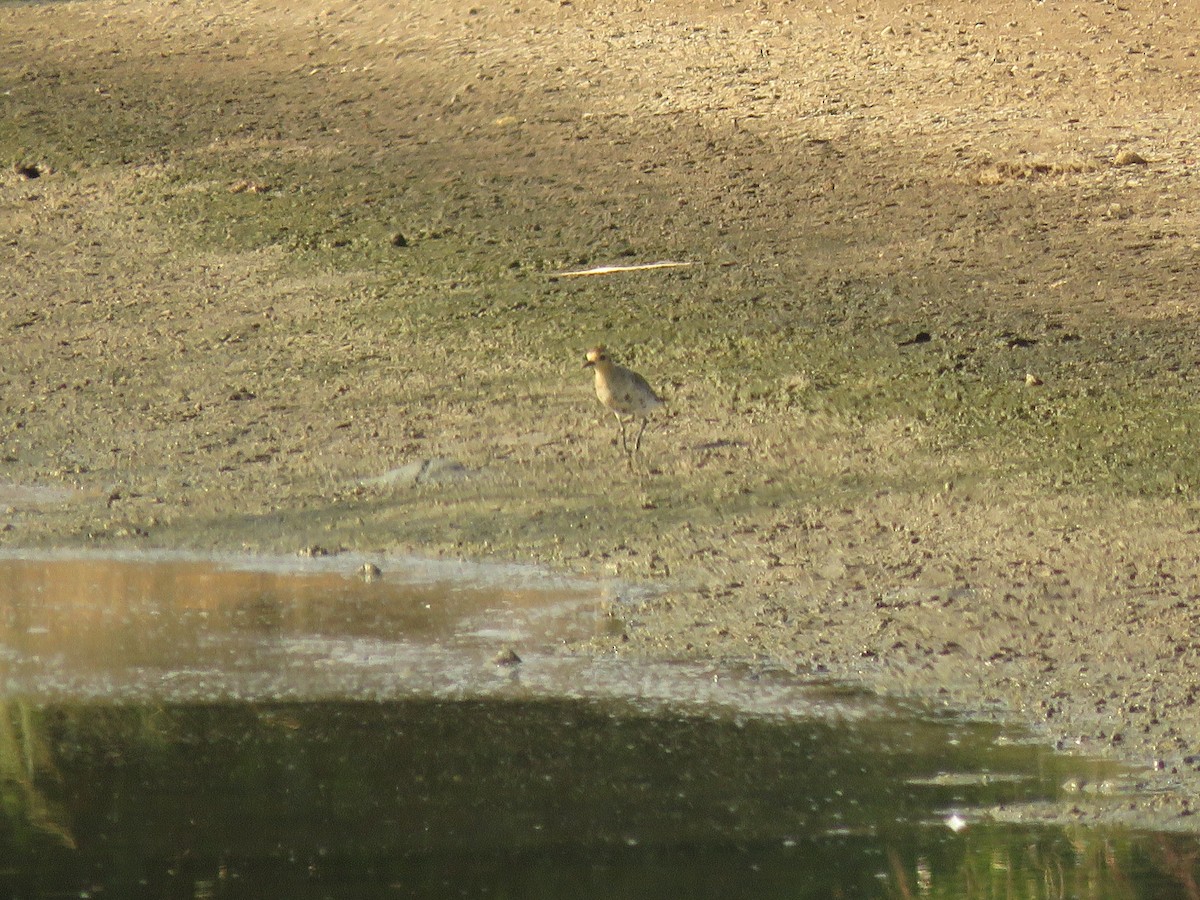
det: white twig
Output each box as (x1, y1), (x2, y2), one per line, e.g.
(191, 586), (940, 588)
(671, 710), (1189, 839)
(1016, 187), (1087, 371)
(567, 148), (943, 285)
(549, 260), (694, 278)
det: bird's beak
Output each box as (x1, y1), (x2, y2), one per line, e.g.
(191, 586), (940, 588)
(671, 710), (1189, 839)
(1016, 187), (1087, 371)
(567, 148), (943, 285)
(582, 359), (594, 368)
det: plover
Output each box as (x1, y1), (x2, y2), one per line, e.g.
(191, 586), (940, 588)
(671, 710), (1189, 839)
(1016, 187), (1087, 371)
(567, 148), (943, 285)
(583, 345), (664, 459)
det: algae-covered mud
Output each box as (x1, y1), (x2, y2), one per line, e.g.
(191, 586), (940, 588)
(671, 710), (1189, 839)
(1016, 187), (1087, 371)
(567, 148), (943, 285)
(4, 0), (1200, 829)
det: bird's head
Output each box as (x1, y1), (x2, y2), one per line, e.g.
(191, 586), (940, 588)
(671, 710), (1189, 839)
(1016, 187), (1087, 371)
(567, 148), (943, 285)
(583, 345), (609, 368)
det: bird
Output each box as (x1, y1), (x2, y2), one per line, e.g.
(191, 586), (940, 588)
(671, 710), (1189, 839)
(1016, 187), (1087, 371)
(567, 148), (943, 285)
(583, 345), (664, 461)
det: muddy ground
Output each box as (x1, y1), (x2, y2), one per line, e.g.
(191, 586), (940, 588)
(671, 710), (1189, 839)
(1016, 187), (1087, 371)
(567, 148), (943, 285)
(4, 0), (1200, 828)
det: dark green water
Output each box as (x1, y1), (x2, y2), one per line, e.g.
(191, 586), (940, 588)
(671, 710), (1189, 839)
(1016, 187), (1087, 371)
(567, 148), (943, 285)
(0, 698), (1196, 899)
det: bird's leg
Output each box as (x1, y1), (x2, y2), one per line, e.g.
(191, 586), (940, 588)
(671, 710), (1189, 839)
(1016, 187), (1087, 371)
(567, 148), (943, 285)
(633, 418), (650, 455)
(614, 412), (630, 454)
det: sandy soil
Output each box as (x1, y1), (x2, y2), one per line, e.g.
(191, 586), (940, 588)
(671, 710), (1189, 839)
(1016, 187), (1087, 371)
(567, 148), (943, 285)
(5, 0), (1200, 828)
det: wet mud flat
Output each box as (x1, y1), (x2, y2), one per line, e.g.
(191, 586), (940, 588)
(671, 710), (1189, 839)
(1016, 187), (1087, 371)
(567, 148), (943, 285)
(0, 552), (1199, 897)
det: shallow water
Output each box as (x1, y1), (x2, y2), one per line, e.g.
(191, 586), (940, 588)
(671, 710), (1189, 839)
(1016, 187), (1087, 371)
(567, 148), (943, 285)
(0, 551), (1197, 898)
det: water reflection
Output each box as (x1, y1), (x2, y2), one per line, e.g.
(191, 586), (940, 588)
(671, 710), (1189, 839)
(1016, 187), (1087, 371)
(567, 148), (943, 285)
(0, 699), (1195, 899)
(0, 552), (1196, 897)
(0, 551), (608, 701)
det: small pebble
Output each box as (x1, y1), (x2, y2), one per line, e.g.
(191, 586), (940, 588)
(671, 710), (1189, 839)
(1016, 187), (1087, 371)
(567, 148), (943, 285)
(494, 648), (522, 666)
(1113, 149), (1148, 167)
